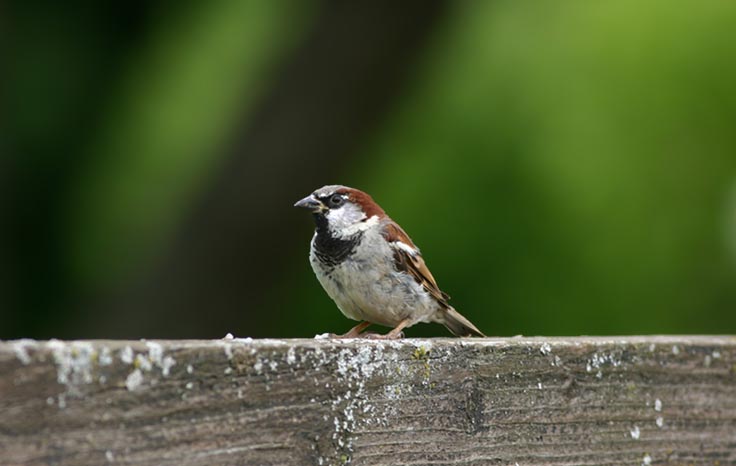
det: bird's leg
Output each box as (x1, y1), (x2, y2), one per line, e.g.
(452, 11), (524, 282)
(364, 318), (411, 340)
(384, 318), (411, 339)
(332, 321), (371, 339)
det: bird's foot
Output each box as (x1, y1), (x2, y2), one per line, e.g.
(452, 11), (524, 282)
(365, 318), (411, 339)
(326, 320), (408, 339)
(329, 321), (372, 339)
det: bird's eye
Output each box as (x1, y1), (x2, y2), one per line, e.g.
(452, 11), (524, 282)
(329, 194), (345, 207)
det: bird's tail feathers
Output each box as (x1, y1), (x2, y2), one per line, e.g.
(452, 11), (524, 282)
(440, 307), (485, 337)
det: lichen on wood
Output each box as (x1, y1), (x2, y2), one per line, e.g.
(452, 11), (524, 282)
(1, 336), (735, 465)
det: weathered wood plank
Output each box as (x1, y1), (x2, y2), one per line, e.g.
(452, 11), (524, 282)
(1, 336), (735, 465)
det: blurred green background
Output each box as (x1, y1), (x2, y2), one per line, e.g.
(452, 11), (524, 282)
(3, 1), (736, 340)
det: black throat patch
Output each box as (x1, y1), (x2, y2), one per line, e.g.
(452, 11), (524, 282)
(312, 214), (362, 267)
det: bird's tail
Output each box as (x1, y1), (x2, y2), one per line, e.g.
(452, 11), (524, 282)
(440, 306), (486, 337)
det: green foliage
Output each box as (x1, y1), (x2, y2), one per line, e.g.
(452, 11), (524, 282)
(6, 1), (736, 337)
(67, 1), (313, 286)
(286, 0), (736, 336)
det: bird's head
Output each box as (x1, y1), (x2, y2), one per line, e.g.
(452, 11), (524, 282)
(294, 185), (385, 237)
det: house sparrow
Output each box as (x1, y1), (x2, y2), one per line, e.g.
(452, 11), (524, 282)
(294, 185), (485, 339)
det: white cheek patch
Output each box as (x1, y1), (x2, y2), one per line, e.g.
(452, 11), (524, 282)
(326, 203), (378, 238)
(326, 203), (364, 226)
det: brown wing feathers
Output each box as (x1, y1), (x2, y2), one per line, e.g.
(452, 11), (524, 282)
(382, 222), (451, 308)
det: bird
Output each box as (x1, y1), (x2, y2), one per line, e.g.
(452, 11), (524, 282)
(294, 185), (485, 339)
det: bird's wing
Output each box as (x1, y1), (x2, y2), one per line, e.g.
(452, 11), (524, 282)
(382, 221), (451, 306)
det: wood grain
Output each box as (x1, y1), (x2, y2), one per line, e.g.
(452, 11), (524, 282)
(1, 336), (735, 465)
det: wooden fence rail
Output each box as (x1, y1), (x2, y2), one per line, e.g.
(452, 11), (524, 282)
(1, 336), (735, 465)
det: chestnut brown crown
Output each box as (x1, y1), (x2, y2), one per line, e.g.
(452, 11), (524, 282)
(294, 185), (386, 218)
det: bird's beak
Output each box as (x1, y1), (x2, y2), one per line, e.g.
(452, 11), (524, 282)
(294, 195), (324, 212)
